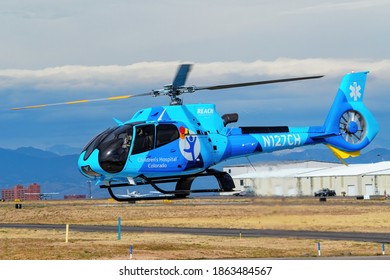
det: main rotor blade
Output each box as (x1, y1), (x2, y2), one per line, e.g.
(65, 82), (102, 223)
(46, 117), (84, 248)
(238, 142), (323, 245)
(172, 64), (192, 88)
(195, 75), (324, 91)
(10, 92), (151, 110)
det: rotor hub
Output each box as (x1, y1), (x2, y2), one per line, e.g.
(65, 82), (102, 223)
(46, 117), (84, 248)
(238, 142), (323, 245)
(347, 121), (359, 134)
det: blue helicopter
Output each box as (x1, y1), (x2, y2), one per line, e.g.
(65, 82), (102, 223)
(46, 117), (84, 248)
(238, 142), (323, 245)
(12, 65), (379, 201)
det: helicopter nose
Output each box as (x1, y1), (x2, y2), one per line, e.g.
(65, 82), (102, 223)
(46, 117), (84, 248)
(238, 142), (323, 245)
(78, 150), (104, 178)
(79, 124), (133, 178)
(97, 139), (129, 173)
(79, 145), (129, 178)
(80, 164), (102, 177)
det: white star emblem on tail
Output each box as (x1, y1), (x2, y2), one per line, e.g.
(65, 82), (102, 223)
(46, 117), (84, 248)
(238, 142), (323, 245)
(349, 82), (361, 101)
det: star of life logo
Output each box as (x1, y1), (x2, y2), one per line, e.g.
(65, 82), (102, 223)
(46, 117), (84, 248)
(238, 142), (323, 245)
(349, 82), (361, 101)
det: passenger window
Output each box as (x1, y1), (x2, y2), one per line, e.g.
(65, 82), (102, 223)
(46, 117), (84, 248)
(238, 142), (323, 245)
(131, 125), (155, 155)
(156, 124), (179, 148)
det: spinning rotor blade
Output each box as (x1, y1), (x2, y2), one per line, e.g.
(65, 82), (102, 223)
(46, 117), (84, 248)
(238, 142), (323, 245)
(10, 92), (151, 110)
(172, 64), (192, 88)
(194, 75), (324, 91)
(10, 63), (324, 110)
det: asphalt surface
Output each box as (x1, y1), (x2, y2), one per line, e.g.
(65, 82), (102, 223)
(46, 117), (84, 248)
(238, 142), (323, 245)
(1, 223), (390, 243)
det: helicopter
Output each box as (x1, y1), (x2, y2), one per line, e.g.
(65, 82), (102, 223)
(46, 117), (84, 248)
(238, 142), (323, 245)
(12, 64), (379, 201)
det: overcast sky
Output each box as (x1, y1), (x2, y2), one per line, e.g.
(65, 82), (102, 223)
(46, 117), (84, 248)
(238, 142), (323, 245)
(0, 0), (389, 153)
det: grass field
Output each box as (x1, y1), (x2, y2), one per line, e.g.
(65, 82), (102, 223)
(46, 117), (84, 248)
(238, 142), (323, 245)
(1, 196), (390, 259)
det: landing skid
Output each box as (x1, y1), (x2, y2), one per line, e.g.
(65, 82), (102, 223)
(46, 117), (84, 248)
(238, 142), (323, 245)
(100, 169), (236, 202)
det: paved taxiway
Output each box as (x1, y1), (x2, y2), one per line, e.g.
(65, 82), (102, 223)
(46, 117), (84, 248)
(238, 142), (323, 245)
(1, 223), (390, 243)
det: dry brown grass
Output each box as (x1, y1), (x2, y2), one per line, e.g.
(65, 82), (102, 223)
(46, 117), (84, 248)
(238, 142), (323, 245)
(0, 228), (385, 260)
(1, 196), (390, 259)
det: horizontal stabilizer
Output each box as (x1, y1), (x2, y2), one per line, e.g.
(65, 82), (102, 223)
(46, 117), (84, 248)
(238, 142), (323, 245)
(326, 144), (360, 165)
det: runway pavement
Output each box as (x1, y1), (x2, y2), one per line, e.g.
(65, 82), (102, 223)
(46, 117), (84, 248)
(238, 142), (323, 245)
(1, 223), (390, 243)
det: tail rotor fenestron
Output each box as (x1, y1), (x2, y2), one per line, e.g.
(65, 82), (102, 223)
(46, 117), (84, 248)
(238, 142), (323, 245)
(339, 110), (366, 145)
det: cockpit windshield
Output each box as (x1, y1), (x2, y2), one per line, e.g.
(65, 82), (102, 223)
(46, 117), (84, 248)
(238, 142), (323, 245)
(98, 125), (134, 153)
(98, 124), (134, 173)
(82, 127), (116, 161)
(81, 124), (134, 173)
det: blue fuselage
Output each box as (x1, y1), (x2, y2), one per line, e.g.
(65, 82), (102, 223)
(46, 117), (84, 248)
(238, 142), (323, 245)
(78, 104), (325, 184)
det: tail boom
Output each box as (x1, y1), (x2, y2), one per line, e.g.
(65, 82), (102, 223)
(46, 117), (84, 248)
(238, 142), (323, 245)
(222, 71), (378, 161)
(224, 125), (328, 159)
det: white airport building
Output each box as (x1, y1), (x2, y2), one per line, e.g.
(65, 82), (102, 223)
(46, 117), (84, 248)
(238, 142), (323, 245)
(223, 161), (390, 197)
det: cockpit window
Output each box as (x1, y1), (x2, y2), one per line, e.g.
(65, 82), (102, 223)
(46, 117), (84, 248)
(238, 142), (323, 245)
(98, 125), (133, 152)
(83, 127), (116, 161)
(81, 124), (134, 173)
(156, 124), (179, 147)
(98, 124), (134, 173)
(131, 124), (155, 155)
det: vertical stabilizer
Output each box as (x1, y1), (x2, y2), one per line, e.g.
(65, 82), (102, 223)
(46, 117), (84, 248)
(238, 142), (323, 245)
(323, 71), (378, 153)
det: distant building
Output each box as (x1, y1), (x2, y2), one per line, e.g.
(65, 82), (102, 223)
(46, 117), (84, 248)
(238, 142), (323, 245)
(1, 183), (41, 201)
(224, 161), (390, 197)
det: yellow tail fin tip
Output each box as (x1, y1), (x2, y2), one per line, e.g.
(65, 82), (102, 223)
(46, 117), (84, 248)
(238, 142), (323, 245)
(326, 144), (360, 159)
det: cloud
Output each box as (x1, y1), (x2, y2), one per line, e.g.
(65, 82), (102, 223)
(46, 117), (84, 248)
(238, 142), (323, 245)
(1, 58), (388, 115)
(1, 1), (389, 68)
(1, 58), (389, 91)
(280, 0), (389, 15)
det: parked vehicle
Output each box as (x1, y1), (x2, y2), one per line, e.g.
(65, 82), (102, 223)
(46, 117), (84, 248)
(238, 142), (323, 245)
(233, 189), (255, 197)
(314, 188), (336, 197)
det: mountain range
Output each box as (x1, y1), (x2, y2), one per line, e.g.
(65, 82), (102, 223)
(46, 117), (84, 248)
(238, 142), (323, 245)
(0, 146), (94, 198)
(1, 145), (389, 199)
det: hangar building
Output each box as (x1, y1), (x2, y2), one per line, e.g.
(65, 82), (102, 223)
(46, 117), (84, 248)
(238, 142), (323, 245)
(223, 161), (390, 197)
